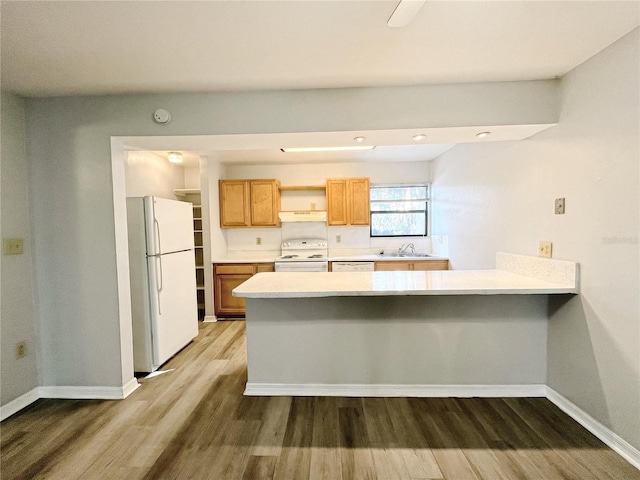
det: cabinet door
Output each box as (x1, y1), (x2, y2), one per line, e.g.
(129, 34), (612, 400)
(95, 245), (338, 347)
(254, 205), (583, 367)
(219, 181), (250, 227)
(349, 177), (370, 226)
(250, 180), (279, 227)
(214, 273), (251, 317)
(412, 260), (449, 271)
(326, 179), (348, 226)
(375, 261), (412, 271)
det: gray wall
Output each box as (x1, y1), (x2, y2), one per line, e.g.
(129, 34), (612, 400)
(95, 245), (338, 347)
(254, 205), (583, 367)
(246, 296), (548, 386)
(432, 28), (639, 450)
(1, 92), (39, 404)
(23, 80), (558, 391)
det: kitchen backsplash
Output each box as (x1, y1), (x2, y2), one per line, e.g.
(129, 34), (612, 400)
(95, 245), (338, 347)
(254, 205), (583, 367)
(225, 223), (442, 257)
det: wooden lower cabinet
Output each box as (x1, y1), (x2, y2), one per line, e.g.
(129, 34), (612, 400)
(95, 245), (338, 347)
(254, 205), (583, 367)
(374, 260), (449, 271)
(374, 261), (412, 271)
(213, 263), (274, 318)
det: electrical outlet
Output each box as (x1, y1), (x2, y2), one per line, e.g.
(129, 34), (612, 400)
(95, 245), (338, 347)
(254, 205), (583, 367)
(310, 202), (316, 210)
(3, 238), (24, 255)
(256, 237), (262, 245)
(555, 198), (566, 215)
(539, 241), (552, 258)
(336, 235), (342, 243)
(16, 341), (27, 359)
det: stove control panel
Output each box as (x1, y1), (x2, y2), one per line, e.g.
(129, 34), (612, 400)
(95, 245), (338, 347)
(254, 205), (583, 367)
(282, 239), (327, 249)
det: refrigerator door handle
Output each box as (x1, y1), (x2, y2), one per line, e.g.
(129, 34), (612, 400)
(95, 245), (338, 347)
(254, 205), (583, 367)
(153, 217), (162, 255)
(155, 255), (164, 315)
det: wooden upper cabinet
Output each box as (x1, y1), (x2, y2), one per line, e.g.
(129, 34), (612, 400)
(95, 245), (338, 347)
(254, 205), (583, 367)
(326, 179), (348, 225)
(250, 180), (280, 226)
(349, 177), (370, 226)
(219, 180), (250, 227)
(219, 179), (280, 228)
(326, 177), (370, 226)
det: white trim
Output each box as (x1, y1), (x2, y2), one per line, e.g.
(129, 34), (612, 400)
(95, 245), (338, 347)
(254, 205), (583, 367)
(0, 388), (40, 421)
(122, 378), (142, 398)
(1, 381), (141, 421)
(244, 383), (547, 398)
(546, 387), (640, 471)
(203, 315), (218, 323)
(39, 381), (140, 400)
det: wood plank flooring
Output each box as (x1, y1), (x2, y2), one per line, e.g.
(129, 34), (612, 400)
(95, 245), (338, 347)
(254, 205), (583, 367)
(1, 321), (638, 480)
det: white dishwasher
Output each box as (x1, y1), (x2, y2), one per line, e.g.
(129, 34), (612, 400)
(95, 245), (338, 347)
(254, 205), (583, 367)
(331, 261), (375, 272)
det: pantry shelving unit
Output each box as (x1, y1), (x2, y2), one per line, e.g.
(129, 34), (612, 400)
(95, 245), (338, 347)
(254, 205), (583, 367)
(175, 188), (205, 321)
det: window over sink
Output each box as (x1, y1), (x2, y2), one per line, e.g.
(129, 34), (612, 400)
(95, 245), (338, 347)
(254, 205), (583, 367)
(370, 184), (429, 237)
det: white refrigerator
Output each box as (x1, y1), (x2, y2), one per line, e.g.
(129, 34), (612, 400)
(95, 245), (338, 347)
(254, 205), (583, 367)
(126, 196), (199, 373)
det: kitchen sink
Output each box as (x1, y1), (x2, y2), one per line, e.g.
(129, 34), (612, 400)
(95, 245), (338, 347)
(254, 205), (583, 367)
(376, 252), (435, 258)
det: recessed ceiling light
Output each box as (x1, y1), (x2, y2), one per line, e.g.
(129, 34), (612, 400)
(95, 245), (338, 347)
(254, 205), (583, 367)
(412, 134), (427, 141)
(353, 136), (366, 143)
(476, 132), (491, 138)
(167, 152), (183, 163)
(281, 146), (375, 153)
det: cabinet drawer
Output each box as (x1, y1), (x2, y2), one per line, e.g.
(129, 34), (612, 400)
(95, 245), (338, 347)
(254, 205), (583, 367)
(255, 263), (275, 273)
(412, 260), (449, 271)
(375, 261), (412, 271)
(215, 264), (255, 275)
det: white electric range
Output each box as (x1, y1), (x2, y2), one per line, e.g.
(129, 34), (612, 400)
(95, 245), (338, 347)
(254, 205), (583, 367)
(275, 238), (329, 272)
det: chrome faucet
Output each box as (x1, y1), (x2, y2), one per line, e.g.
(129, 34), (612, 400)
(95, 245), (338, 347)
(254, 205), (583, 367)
(398, 243), (415, 255)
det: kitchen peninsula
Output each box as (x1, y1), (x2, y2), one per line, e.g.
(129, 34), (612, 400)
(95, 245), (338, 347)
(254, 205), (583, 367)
(234, 253), (579, 397)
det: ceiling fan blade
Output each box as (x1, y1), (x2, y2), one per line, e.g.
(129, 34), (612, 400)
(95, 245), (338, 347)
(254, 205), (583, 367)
(387, 0), (426, 28)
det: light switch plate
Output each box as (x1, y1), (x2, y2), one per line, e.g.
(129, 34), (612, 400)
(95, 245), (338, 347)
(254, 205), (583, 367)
(555, 198), (565, 214)
(15, 341), (27, 359)
(3, 238), (24, 255)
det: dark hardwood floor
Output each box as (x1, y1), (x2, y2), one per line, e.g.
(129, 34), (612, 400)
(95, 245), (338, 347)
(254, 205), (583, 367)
(1, 321), (638, 479)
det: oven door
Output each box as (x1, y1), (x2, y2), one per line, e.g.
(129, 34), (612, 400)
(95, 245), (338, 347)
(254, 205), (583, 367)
(275, 261), (328, 272)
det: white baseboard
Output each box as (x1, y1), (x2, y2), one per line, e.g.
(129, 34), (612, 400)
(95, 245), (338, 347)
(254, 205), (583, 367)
(122, 378), (141, 398)
(203, 315), (218, 323)
(1, 379), (141, 422)
(546, 386), (640, 471)
(244, 383), (547, 398)
(40, 379), (141, 401)
(0, 388), (40, 421)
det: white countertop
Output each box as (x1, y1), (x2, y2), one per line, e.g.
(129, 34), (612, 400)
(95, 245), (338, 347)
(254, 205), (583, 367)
(233, 253), (579, 298)
(212, 256), (279, 264)
(234, 270), (577, 298)
(329, 254), (447, 262)
(212, 254), (448, 264)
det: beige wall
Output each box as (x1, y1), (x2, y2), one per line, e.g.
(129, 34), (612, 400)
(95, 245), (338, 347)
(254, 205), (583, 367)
(124, 151), (185, 199)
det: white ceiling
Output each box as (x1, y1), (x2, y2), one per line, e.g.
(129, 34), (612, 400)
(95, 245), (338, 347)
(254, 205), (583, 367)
(2, 1), (638, 97)
(2, 1), (638, 165)
(128, 123), (554, 166)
